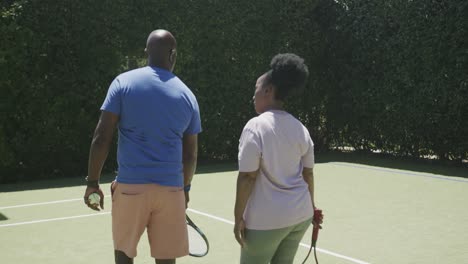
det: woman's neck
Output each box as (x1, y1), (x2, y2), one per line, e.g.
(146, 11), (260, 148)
(264, 101), (284, 112)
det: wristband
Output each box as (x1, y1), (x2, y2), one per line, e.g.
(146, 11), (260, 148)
(85, 176), (99, 188)
(184, 184), (191, 192)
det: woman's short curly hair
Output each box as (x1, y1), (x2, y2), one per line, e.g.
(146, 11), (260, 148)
(265, 53), (309, 101)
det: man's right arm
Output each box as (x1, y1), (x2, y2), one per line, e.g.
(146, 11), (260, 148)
(84, 111), (118, 211)
(87, 111), (119, 182)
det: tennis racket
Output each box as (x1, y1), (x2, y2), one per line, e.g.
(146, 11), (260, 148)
(186, 214), (209, 257)
(302, 208), (323, 264)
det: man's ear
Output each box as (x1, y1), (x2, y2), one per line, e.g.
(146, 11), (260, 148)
(169, 49), (176, 63)
(169, 53), (174, 63)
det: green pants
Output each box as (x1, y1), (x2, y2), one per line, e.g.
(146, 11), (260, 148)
(240, 218), (312, 264)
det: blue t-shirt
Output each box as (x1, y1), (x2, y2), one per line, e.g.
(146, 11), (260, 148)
(101, 66), (202, 186)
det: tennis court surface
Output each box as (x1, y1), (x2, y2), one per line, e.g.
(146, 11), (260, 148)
(1, 161), (467, 263)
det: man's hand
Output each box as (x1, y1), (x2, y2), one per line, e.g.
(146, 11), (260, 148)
(234, 218), (246, 248)
(84, 186), (104, 211)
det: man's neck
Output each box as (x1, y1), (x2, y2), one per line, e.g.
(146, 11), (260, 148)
(148, 60), (171, 71)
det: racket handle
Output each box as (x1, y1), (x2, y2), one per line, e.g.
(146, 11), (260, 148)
(312, 226), (319, 246)
(312, 209), (322, 247)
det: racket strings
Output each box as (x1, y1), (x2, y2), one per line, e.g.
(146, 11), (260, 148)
(187, 223), (209, 257)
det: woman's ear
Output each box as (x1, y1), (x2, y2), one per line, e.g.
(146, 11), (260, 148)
(264, 84), (274, 96)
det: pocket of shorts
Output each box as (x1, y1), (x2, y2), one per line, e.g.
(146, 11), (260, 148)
(120, 189), (144, 196)
(166, 186), (183, 192)
(114, 191), (143, 205)
(121, 192), (142, 195)
(116, 185), (144, 198)
(112, 187), (144, 215)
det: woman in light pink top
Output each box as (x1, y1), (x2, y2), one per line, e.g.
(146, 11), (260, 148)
(234, 53), (322, 264)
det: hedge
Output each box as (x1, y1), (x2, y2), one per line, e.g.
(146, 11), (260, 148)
(1, 0), (466, 182)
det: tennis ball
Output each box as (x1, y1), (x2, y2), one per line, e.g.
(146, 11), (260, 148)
(88, 193), (100, 206)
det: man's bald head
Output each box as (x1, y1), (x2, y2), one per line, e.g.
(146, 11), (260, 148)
(145, 29), (177, 71)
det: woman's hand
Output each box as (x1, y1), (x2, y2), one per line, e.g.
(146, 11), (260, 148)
(312, 208), (324, 229)
(234, 218), (246, 247)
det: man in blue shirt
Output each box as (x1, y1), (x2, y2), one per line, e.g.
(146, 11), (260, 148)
(84, 29), (201, 264)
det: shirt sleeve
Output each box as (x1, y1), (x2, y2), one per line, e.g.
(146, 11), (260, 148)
(100, 78), (122, 115)
(184, 99), (202, 135)
(301, 136), (315, 168)
(238, 126), (261, 172)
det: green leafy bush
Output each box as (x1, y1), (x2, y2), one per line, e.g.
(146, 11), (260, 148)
(1, 0), (466, 182)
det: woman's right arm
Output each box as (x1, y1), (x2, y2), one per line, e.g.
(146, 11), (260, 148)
(302, 167), (315, 209)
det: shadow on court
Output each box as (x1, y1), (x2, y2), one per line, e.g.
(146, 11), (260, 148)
(0, 213), (9, 221)
(317, 151), (468, 179)
(0, 162), (238, 193)
(1, 153), (465, 193)
(197, 161), (237, 174)
(0, 174), (117, 193)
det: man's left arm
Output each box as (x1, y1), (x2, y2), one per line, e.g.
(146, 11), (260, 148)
(182, 133), (198, 207)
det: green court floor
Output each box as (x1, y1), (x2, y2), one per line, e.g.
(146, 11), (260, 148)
(1, 161), (467, 263)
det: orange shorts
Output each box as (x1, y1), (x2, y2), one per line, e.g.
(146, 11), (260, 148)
(111, 182), (188, 259)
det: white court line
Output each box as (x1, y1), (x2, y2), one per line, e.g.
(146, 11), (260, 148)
(299, 243), (371, 264)
(0, 212), (109, 227)
(1, 199), (371, 264)
(330, 162), (468, 183)
(0, 195), (111, 210)
(188, 208), (234, 225)
(188, 208), (371, 264)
